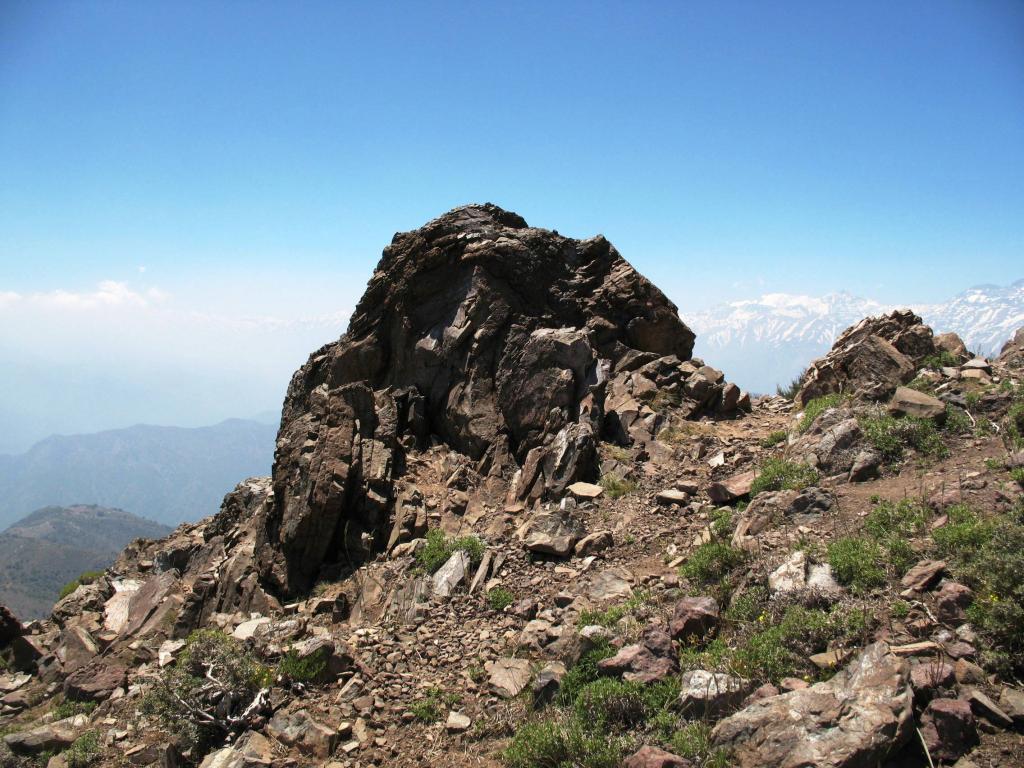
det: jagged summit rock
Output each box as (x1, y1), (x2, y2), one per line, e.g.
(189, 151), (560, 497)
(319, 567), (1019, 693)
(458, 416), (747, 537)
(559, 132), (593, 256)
(260, 204), (743, 595)
(796, 309), (936, 405)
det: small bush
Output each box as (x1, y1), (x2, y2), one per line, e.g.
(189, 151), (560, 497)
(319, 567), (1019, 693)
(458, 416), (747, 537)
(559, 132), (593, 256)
(1007, 402), (1024, 448)
(572, 678), (649, 728)
(860, 414), (948, 462)
(827, 537), (885, 593)
(944, 406), (973, 435)
(1011, 467), (1024, 486)
(797, 394), (844, 433)
(670, 722), (731, 768)
(64, 730), (101, 768)
(277, 647), (328, 684)
(710, 508), (733, 538)
(487, 587), (514, 612)
(922, 351), (959, 370)
(759, 430), (788, 448)
(52, 699), (97, 720)
(557, 639), (615, 706)
(776, 371), (805, 400)
(410, 686), (459, 723)
(599, 474), (637, 499)
(680, 541), (745, 585)
(504, 716), (625, 768)
(415, 529), (485, 574)
(749, 459), (818, 499)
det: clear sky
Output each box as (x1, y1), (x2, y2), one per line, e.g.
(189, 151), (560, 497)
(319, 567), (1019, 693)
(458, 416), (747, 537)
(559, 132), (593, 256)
(1, 1), (1022, 450)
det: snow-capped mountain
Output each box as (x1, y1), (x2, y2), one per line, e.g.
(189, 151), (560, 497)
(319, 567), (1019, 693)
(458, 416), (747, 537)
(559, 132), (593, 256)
(915, 279), (1024, 358)
(684, 280), (1024, 396)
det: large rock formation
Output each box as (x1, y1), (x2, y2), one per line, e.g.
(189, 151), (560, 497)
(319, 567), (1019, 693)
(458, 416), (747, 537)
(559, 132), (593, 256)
(258, 204), (741, 596)
(999, 327), (1024, 368)
(796, 310), (936, 406)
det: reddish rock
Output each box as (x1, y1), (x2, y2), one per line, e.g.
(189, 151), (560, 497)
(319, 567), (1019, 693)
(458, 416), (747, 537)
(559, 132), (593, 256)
(900, 560), (946, 592)
(910, 661), (955, 701)
(63, 662), (127, 702)
(707, 470), (756, 504)
(934, 581), (973, 624)
(669, 596), (719, 642)
(623, 745), (692, 768)
(920, 698), (977, 762)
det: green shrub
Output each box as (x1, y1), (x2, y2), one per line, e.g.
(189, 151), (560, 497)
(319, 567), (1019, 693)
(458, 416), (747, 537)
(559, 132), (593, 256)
(944, 406), (973, 435)
(827, 537), (886, 593)
(277, 647), (328, 683)
(557, 639), (616, 706)
(759, 430), (788, 448)
(1005, 402), (1024, 447)
(52, 699), (97, 720)
(749, 459), (818, 499)
(572, 678), (649, 728)
(776, 371), (805, 400)
(1011, 467), (1024, 486)
(797, 394), (844, 433)
(599, 473), (637, 499)
(410, 686), (459, 723)
(504, 716), (625, 768)
(860, 414), (948, 461)
(415, 529), (485, 574)
(863, 498), (930, 574)
(487, 587), (514, 612)
(670, 722), (731, 768)
(64, 730), (101, 768)
(922, 351), (959, 370)
(680, 541), (745, 584)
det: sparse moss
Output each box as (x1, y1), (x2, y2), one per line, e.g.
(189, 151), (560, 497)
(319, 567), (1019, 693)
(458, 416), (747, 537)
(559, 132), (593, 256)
(599, 474), (637, 499)
(759, 430), (788, 448)
(749, 459), (818, 499)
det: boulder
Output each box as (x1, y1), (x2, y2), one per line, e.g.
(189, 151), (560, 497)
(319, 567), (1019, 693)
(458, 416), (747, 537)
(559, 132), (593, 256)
(712, 642), (913, 768)
(678, 670), (752, 717)
(669, 597), (719, 642)
(266, 709), (337, 758)
(797, 310), (934, 406)
(707, 470), (756, 504)
(598, 627), (679, 684)
(567, 482), (604, 500)
(520, 509), (585, 556)
(3, 715), (88, 755)
(623, 746), (692, 768)
(888, 386), (946, 421)
(920, 698), (977, 762)
(63, 661), (127, 701)
(900, 560), (946, 593)
(934, 581), (972, 624)
(574, 530), (613, 557)
(0, 604), (22, 647)
(488, 657), (533, 698)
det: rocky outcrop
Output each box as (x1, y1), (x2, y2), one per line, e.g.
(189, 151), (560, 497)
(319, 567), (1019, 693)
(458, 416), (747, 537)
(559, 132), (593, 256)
(258, 204), (743, 595)
(796, 310), (936, 406)
(711, 642), (913, 768)
(0, 604), (21, 647)
(999, 327), (1024, 368)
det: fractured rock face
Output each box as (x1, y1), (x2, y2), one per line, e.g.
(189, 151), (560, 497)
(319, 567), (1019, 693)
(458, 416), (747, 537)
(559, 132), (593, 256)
(260, 204), (718, 595)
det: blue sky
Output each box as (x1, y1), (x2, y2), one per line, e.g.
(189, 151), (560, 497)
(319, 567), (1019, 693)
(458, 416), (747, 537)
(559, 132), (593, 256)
(1, 1), (1022, 449)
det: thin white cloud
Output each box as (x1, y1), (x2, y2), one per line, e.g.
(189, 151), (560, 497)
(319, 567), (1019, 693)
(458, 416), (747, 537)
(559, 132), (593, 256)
(0, 281), (168, 311)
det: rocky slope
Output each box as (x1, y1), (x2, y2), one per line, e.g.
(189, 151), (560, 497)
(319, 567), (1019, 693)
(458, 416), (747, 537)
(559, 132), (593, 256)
(0, 506), (171, 619)
(1, 207), (1023, 768)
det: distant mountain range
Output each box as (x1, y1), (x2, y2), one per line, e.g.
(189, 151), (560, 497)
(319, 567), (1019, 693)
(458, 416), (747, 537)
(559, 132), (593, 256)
(0, 505), (171, 619)
(0, 418), (277, 531)
(688, 279), (1024, 395)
